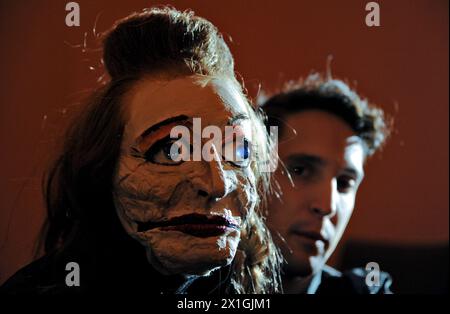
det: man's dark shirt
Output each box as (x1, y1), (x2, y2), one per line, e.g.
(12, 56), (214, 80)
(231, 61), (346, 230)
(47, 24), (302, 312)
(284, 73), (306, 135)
(311, 265), (393, 294)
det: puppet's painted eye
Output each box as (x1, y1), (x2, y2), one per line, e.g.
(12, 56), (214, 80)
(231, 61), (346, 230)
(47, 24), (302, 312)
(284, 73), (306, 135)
(223, 138), (252, 168)
(144, 137), (189, 165)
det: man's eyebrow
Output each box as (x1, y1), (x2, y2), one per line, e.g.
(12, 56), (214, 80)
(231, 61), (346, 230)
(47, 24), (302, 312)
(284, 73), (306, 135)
(286, 154), (327, 167)
(228, 113), (250, 125)
(139, 115), (189, 139)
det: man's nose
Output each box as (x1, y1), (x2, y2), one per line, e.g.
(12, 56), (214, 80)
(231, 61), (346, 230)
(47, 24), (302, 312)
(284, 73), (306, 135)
(309, 178), (338, 218)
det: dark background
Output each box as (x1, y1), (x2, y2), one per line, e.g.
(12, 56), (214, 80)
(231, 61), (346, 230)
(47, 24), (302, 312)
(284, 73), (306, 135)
(0, 0), (448, 293)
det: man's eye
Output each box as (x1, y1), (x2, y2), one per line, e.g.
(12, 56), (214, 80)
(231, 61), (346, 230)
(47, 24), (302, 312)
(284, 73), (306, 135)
(224, 138), (252, 168)
(288, 164), (310, 178)
(337, 175), (356, 193)
(144, 137), (189, 165)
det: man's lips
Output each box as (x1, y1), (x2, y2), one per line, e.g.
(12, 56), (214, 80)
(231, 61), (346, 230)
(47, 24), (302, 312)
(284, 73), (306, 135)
(136, 213), (239, 238)
(291, 229), (329, 245)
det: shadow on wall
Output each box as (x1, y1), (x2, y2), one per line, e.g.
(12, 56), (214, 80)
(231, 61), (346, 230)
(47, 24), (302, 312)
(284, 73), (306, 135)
(337, 241), (449, 294)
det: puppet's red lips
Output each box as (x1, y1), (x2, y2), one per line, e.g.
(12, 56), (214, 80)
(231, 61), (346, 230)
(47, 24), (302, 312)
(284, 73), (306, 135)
(136, 213), (239, 238)
(161, 224), (234, 238)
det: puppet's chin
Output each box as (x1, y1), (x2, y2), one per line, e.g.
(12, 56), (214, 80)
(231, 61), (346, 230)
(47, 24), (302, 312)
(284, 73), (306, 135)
(139, 228), (241, 276)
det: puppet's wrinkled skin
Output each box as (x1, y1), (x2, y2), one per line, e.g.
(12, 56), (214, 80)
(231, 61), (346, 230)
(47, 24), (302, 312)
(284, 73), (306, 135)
(113, 75), (257, 276)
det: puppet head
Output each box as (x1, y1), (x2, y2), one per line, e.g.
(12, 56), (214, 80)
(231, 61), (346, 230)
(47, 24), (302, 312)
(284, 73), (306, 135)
(42, 7), (282, 293)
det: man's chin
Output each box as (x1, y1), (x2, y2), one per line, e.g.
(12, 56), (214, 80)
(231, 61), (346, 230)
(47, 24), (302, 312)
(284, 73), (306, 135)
(284, 253), (325, 278)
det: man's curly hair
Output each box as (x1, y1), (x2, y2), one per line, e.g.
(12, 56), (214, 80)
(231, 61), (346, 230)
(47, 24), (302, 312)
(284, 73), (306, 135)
(261, 73), (391, 156)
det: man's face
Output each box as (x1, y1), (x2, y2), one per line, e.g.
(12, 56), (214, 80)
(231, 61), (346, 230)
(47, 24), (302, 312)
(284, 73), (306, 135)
(267, 110), (365, 277)
(113, 75), (257, 276)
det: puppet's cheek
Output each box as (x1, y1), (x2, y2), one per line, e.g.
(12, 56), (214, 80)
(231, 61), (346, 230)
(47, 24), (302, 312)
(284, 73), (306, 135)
(140, 229), (241, 276)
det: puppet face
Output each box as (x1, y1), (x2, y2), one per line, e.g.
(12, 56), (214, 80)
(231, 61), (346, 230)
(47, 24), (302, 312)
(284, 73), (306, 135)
(113, 75), (257, 276)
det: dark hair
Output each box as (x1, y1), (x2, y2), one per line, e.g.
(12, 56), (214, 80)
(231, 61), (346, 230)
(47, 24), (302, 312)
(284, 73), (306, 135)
(261, 73), (391, 156)
(102, 8), (234, 80)
(40, 7), (281, 294)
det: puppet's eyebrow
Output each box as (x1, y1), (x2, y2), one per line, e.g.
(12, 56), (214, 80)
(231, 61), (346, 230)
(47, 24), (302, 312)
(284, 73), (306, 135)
(139, 115), (189, 139)
(228, 113), (250, 125)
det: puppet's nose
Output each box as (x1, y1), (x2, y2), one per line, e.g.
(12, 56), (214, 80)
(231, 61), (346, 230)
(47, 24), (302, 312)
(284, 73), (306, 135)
(205, 145), (232, 200)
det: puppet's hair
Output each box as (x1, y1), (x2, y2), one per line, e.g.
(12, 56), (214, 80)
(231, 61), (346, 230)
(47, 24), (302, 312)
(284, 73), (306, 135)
(41, 7), (282, 294)
(102, 7), (235, 80)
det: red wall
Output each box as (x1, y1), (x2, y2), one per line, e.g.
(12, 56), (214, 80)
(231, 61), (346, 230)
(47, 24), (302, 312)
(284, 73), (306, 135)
(0, 0), (448, 284)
